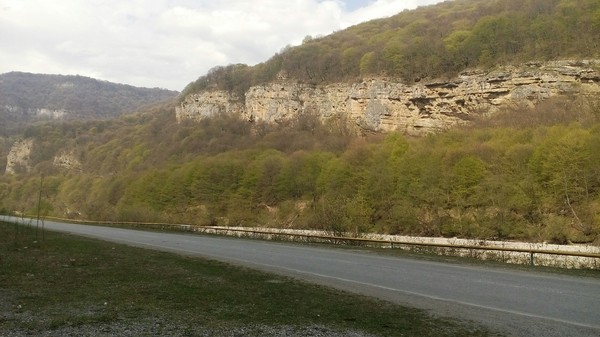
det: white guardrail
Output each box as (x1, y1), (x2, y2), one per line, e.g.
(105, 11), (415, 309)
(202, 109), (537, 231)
(3, 215), (599, 269)
(198, 226), (600, 269)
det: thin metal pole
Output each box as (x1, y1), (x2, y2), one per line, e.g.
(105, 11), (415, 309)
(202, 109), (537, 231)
(36, 174), (43, 241)
(530, 252), (535, 266)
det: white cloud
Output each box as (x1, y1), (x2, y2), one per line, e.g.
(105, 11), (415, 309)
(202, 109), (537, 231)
(342, 0), (437, 27)
(0, 0), (444, 90)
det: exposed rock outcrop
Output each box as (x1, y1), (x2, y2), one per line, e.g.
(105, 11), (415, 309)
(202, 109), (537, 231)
(4, 141), (83, 175)
(2, 105), (68, 119)
(5, 139), (33, 174)
(53, 151), (82, 172)
(176, 60), (600, 136)
(36, 108), (68, 119)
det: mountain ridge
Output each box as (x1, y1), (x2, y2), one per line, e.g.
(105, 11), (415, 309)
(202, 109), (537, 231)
(0, 71), (178, 135)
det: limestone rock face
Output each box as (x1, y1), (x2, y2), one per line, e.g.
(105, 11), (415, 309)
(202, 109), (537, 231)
(36, 108), (68, 119)
(4, 141), (83, 175)
(53, 151), (82, 172)
(176, 91), (244, 122)
(176, 60), (600, 136)
(5, 139), (33, 174)
(2, 105), (69, 119)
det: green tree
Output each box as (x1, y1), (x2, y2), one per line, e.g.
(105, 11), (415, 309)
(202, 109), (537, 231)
(450, 156), (487, 208)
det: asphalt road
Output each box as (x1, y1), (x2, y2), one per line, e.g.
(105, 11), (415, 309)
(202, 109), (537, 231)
(4, 217), (600, 336)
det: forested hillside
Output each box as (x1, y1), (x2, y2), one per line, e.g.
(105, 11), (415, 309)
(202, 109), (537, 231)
(0, 72), (178, 184)
(1, 96), (599, 244)
(1, 0), (600, 244)
(182, 0), (600, 98)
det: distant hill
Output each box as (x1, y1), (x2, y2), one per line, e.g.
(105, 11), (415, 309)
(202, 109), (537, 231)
(0, 72), (178, 134)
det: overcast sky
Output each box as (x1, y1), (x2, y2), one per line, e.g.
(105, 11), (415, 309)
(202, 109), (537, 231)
(0, 0), (444, 91)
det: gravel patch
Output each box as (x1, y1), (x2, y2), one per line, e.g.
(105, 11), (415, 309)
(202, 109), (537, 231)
(0, 291), (375, 337)
(2, 321), (376, 337)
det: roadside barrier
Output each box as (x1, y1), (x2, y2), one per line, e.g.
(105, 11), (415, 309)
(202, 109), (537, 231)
(197, 226), (600, 268)
(3, 214), (599, 268)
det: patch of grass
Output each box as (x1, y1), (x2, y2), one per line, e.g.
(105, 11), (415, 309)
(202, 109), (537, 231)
(0, 222), (492, 336)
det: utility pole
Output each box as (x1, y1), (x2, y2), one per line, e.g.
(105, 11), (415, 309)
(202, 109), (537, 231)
(36, 174), (43, 241)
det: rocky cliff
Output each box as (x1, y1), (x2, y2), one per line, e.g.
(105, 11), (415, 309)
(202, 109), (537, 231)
(2, 105), (68, 119)
(53, 151), (82, 172)
(176, 60), (600, 136)
(4, 139), (82, 175)
(5, 139), (33, 174)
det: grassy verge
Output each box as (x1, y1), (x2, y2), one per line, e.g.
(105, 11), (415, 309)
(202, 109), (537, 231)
(0, 222), (492, 336)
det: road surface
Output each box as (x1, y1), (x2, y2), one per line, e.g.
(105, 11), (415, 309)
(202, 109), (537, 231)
(4, 216), (600, 336)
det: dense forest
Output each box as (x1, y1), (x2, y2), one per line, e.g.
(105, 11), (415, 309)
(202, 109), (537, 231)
(1, 0), (600, 244)
(181, 0), (600, 98)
